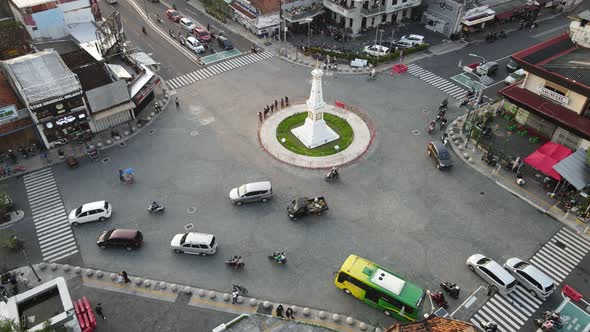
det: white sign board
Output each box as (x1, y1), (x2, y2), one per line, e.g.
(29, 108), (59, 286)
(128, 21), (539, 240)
(350, 58), (368, 68)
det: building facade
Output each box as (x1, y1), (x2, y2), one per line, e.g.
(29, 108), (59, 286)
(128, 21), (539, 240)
(323, 0), (421, 35)
(421, 0), (462, 36)
(499, 13), (590, 151)
(231, 0), (281, 36)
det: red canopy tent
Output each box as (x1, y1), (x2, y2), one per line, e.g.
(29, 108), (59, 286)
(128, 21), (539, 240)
(523, 142), (573, 180)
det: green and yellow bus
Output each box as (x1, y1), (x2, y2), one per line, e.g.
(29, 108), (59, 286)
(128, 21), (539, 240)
(334, 254), (425, 322)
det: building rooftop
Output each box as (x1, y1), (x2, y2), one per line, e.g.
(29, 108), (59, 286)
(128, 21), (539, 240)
(2, 50), (81, 106)
(542, 47), (590, 88)
(10, 0), (54, 9)
(385, 316), (477, 332)
(85, 80), (130, 113)
(251, 0), (280, 15)
(0, 70), (24, 109)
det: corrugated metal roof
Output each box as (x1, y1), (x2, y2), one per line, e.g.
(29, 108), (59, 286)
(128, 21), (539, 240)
(85, 80), (130, 113)
(11, 0), (55, 9)
(2, 50), (81, 105)
(553, 149), (590, 191)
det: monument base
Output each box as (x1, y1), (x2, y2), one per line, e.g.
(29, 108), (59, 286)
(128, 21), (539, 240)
(291, 118), (340, 149)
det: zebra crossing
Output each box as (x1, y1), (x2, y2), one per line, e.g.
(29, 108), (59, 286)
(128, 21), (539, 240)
(406, 64), (467, 100)
(469, 227), (590, 332)
(23, 168), (78, 262)
(167, 51), (274, 90)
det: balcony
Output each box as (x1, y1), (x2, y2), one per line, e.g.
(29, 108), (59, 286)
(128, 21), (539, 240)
(387, 0), (421, 12)
(360, 5), (386, 16)
(323, 0), (356, 17)
(283, 6), (325, 23)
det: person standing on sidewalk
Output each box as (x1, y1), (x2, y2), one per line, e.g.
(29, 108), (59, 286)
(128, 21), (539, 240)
(275, 304), (284, 317)
(274, 100), (278, 110)
(232, 290), (239, 304)
(285, 96), (289, 106)
(286, 307), (293, 319)
(120, 271), (130, 283)
(258, 112), (263, 123)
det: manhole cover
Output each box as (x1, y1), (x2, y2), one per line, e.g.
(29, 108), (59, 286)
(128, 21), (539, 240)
(480, 192), (485, 195)
(101, 158), (110, 163)
(411, 130), (421, 136)
(184, 223), (194, 231)
(119, 142), (126, 147)
(422, 109), (429, 113)
(186, 207), (197, 214)
(190, 131), (199, 136)
(148, 129), (155, 135)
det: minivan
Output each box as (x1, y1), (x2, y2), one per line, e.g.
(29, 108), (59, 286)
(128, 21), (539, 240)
(96, 229), (143, 250)
(69, 201), (112, 226)
(399, 34), (425, 46)
(170, 232), (217, 255)
(476, 61), (498, 76)
(229, 181), (272, 205)
(217, 36), (234, 50)
(179, 18), (195, 32)
(504, 258), (555, 299)
(467, 254), (517, 295)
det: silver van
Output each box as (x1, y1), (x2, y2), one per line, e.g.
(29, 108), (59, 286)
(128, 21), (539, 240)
(229, 181), (272, 205)
(504, 258), (555, 299)
(170, 232), (217, 255)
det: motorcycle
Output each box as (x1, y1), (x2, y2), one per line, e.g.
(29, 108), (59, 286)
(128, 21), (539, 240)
(442, 133), (449, 145)
(535, 318), (555, 331)
(480, 321), (498, 332)
(325, 168), (339, 182)
(147, 202), (165, 213)
(367, 72), (377, 81)
(439, 99), (448, 110)
(54, 137), (69, 146)
(481, 151), (497, 167)
(225, 256), (245, 269)
(440, 281), (460, 299)
(142, 26), (147, 34)
(430, 291), (448, 309)
(428, 120), (436, 134)
(437, 109), (446, 121)
(539, 311), (562, 329)
(499, 30), (507, 39)
(268, 251), (287, 264)
(18, 146), (29, 159)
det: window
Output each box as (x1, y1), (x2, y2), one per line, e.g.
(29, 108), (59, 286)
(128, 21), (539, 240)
(183, 243), (192, 248)
(391, 0), (397, 5)
(543, 84), (566, 96)
(191, 244), (200, 248)
(481, 267), (504, 286)
(79, 212), (89, 217)
(199, 244), (208, 249)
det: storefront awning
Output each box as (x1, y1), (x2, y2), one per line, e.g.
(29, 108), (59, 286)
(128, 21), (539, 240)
(462, 14), (495, 26)
(499, 84), (590, 139)
(92, 101), (136, 121)
(524, 141), (573, 180)
(553, 149), (590, 191)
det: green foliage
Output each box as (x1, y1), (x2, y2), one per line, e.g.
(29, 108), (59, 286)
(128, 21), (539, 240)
(0, 231), (23, 251)
(503, 114), (513, 121)
(516, 129), (528, 137)
(507, 124), (517, 131)
(276, 113), (354, 156)
(0, 20), (23, 31)
(529, 136), (540, 144)
(0, 318), (53, 332)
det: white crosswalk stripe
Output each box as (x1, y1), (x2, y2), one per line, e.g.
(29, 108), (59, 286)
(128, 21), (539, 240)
(470, 227), (590, 331)
(167, 51), (274, 90)
(23, 168), (78, 262)
(406, 64), (467, 100)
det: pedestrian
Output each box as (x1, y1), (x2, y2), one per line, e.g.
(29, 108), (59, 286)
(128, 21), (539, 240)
(264, 109), (269, 119)
(270, 104), (274, 113)
(274, 100), (278, 110)
(280, 98), (284, 108)
(175, 97), (180, 108)
(232, 290), (239, 304)
(285, 96), (289, 106)
(286, 307), (293, 319)
(118, 170), (124, 183)
(120, 271), (130, 283)
(207, 23), (210, 31)
(258, 112), (263, 122)
(95, 303), (106, 320)
(275, 304), (284, 317)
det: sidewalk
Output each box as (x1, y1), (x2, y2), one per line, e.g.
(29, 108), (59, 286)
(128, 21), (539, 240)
(0, 80), (172, 183)
(11, 263), (379, 332)
(445, 114), (590, 240)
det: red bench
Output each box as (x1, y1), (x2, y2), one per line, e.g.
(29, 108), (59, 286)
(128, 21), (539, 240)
(74, 297), (96, 331)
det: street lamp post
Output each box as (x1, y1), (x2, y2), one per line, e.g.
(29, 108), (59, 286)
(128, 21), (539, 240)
(305, 17), (313, 52)
(464, 53), (488, 148)
(373, 0), (382, 46)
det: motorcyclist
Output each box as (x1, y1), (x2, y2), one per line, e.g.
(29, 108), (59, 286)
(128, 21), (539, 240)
(142, 26), (146, 34)
(482, 322), (497, 332)
(370, 68), (376, 79)
(440, 98), (448, 108)
(273, 251), (286, 262)
(149, 201), (160, 211)
(251, 44), (257, 53)
(329, 167), (339, 179)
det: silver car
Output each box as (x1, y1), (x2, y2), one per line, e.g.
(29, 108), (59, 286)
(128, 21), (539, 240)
(467, 254), (517, 295)
(503, 258), (555, 299)
(229, 181), (272, 205)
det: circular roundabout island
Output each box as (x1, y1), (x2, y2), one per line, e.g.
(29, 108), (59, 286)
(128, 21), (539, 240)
(259, 66), (373, 168)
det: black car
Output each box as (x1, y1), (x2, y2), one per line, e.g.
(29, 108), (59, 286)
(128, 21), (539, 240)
(506, 59), (520, 72)
(427, 141), (453, 169)
(217, 36), (234, 50)
(97, 229), (143, 250)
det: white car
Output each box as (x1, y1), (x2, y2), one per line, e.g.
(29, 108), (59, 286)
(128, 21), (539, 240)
(504, 69), (526, 84)
(186, 37), (205, 54)
(363, 45), (390, 57)
(399, 34), (424, 46)
(503, 258), (555, 299)
(179, 18), (195, 32)
(466, 254), (517, 295)
(170, 232), (217, 255)
(69, 201), (112, 226)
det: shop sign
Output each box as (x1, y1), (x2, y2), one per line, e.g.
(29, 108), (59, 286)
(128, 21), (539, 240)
(45, 112), (87, 129)
(133, 77), (160, 105)
(537, 86), (569, 105)
(432, 0), (454, 11)
(0, 105), (17, 124)
(56, 115), (76, 126)
(29, 90), (83, 110)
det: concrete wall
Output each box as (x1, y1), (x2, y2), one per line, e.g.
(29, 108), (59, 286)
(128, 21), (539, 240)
(523, 73), (588, 114)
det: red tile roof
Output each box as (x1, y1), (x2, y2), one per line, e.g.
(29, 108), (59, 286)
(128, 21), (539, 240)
(386, 316), (477, 332)
(0, 70), (24, 109)
(499, 84), (590, 139)
(251, 0), (280, 15)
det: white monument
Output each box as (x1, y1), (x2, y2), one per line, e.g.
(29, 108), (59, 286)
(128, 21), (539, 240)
(291, 65), (339, 148)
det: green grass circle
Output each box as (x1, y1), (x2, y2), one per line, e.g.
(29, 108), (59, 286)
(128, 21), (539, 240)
(276, 112), (354, 156)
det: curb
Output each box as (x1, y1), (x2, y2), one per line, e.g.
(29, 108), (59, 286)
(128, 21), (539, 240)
(0, 210), (25, 230)
(0, 76), (171, 182)
(28, 263), (376, 332)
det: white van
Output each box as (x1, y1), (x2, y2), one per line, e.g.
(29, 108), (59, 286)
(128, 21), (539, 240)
(399, 34), (425, 46)
(179, 18), (195, 32)
(69, 201), (112, 226)
(186, 37), (205, 54)
(170, 232), (217, 255)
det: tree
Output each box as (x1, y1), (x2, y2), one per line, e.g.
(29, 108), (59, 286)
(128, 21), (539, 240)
(0, 317), (53, 332)
(0, 192), (9, 224)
